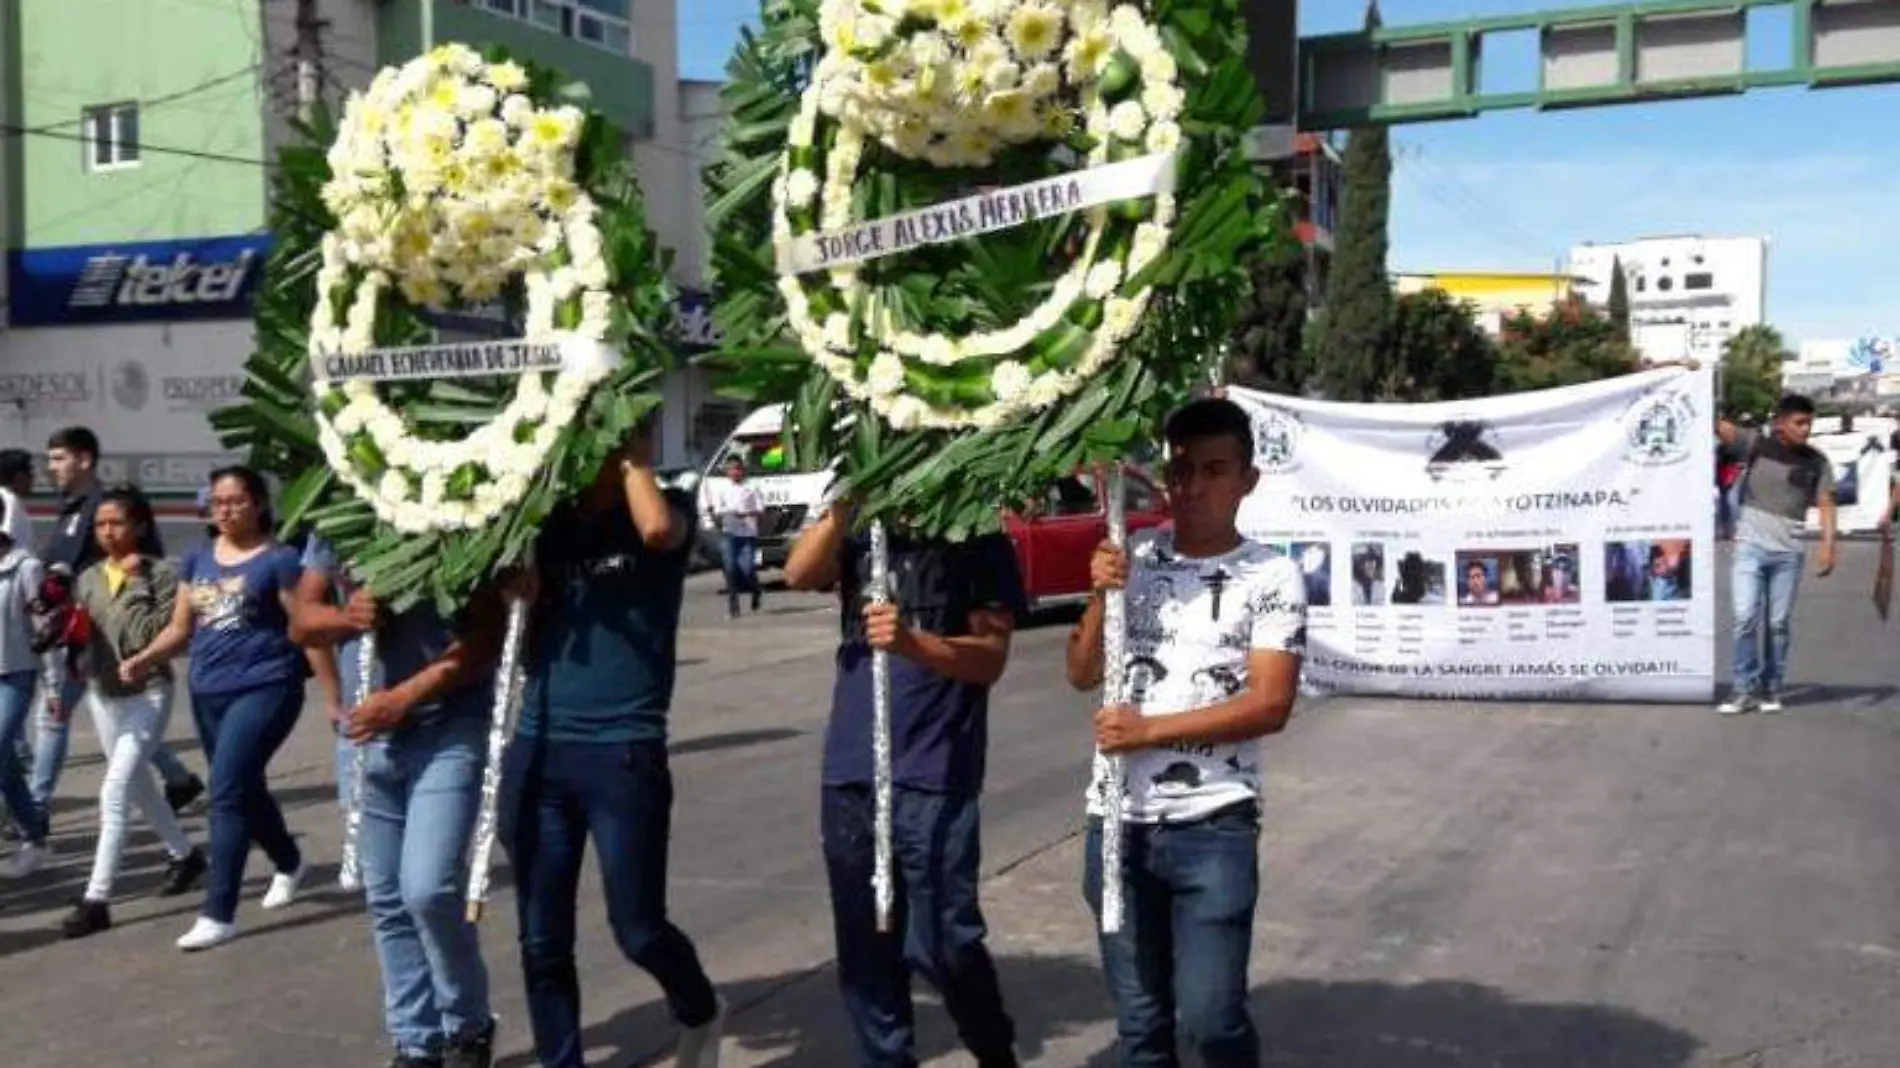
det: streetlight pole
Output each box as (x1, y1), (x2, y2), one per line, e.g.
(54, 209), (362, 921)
(421, 0), (434, 52)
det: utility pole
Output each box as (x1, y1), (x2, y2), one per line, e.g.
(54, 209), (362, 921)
(422, 0), (435, 52)
(293, 0), (327, 122)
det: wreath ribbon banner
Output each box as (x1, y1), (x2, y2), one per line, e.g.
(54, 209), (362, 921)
(775, 149), (1178, 276)
(313, 337), (622, 385)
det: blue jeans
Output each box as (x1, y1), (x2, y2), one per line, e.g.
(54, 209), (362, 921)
(0, 670), (47, 842)
(723, 534), (760, 614)
(192, 679), (305, 923)
(31, 668), (194, 806)
(1731, 541), (1805, 696)
(1084, 803), (1262, 1068)
(501, 737), (718, 1068)
(359, 714), (492, 1057)
(821, 784), (1018, 1068)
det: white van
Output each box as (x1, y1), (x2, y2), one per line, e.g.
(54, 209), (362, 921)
(694, 404), (837, 572)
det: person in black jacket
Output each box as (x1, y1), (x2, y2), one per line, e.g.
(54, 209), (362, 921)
(30, 427), (203, 814)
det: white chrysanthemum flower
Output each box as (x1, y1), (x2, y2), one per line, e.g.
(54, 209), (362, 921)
(1108, 100), (1148, 141)
(1129, 222), (1168, 274)
(393, 503), (432, 535)
(884, 395), (929, 431)
(1145, 120), (1182, 156)
(785, 168), (820, 207)
(823, 313), (854, 352)
(1141, 49), (1179, 85)
(920, 334), (961, 366)
(1103, 295), (1141, 338)
(788, 109), (816, 147)
(1141, 81), (1186, 122)
(421, 470), (447, 508)
(378, 470), (411, 505)
(1085, 260), (1124, 299)
(486, 61), (529, 92)
(1006, 4), (1064, 60)
(868, 351), (908, 397)
(1025, 373), (1066, 408)
(991, 360), (1032, 402)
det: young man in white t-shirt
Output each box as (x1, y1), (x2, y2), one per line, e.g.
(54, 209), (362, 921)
(707, 455), (764, 618)
(1066, 397), (1306, 1067)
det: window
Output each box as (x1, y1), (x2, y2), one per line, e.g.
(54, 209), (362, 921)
(1684, 272), (1714, 291)
(84, 103), (140, 170)
(1045, 476), (1100, 517)
(486, 0), (634, 54)
(1657, 276), (1673, 292)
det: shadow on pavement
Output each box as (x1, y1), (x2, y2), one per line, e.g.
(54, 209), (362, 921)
(1139, 977), (1701, 1068)
(491, 956), (1701, 1068)
(671, 728), (805, 758)
(1787, 683), (1898, 709)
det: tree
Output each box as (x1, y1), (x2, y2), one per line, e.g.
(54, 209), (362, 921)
(1227, 204), (1308, 393)
(1312, 5), (1391, 401)
(1381, 288), (1500, 401)
(1495, 295), (1641, 392)
(1607, 255), (1631, 341)
(1721, 324), (1789, 419)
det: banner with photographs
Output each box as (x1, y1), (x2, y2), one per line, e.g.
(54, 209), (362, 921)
(1229, 367), (1717, 703)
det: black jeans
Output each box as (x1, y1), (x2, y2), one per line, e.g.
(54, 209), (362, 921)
(821, 783), (1018, 1068)
(501, 738), (718, 1068)
(1083, 803), (1262, 1067)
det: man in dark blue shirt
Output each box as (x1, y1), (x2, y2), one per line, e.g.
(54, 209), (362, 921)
(499, 425), (725, 1068)
(292, 538), (500, 1068)
(785, 499), (1025, 1068)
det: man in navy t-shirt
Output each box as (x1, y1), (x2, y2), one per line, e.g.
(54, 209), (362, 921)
(292, 538), (500, 1068)
(499, 425), (725, 1068)
(785, 499), (1025, 1068)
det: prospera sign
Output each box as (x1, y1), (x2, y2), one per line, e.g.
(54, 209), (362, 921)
(6, 234), (273, 326)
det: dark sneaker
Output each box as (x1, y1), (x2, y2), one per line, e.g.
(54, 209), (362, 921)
(166, 774), (206, 815)
(388, 1055), (443, 1068)
(60, 899), (111, 939)
(443, 1019), (496, 1068)
(158, 848), (208, 896)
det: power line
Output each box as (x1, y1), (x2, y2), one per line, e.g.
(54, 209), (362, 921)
(0, 121), (272, 167)
(16, 64), (263, 134)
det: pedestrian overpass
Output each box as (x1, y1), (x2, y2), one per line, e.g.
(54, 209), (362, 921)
(1250, 0), (1900, 131)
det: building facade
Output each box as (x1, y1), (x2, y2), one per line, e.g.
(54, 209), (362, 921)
(1393, 271), (1580, 335)
(1, 0), (719, 496)
(1566, 235), (1768, 365)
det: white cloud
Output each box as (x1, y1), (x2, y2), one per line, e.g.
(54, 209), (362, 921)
(1388, 151), (1899, 346)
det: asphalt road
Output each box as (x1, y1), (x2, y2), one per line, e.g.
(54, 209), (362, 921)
(1, 543), (1897, 1067)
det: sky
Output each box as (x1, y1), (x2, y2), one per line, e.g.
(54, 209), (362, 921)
(672, 0), (1899, 348)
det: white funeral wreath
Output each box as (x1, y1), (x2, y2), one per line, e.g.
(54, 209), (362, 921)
(308, 45), (619, 535)
(770, 0), (1183, 432)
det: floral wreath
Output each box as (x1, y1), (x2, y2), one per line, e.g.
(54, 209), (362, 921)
(217, 45), (675, 613)
(709, 0), (1280, 533)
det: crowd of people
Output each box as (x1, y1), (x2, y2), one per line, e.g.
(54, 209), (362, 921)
(0, 398), (1311, 1068)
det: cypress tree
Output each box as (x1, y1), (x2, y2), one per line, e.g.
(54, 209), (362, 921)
(1314, 4), (1392, 401)
(1607, 254), (1631, 341)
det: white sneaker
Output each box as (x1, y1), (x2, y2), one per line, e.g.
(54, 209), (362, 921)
(177, 916), (238, 952)
(4, 842), (44, 879)
(1716, 695), (1754, 716)
(262, 862), (307, 910)
(675, 995), (727, 1068)
(1759, 692), (1785, 714)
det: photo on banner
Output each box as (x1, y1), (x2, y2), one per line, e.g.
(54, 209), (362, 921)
(1229, 366), (1718, 703)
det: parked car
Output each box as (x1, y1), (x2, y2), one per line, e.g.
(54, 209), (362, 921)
(1004, 466), (1170, 613)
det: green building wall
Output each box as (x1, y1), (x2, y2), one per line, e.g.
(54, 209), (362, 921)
(10, 0), (268, 250)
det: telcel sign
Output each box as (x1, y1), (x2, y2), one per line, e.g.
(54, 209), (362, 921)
(6, 234), (273, 326)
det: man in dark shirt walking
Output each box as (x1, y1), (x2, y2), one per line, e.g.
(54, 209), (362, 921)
(31, 427), (202, 813)
(785, 499), (1023, 1068)
(500, 424), (726, 1068)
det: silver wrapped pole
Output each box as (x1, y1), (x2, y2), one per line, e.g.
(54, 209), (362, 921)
(336, 630), (379, 893)
(1099, 465), (1130, 934)
(465, 595), (531, 922)
(869, 519), (896, 933)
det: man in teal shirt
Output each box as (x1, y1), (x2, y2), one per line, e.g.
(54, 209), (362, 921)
(499, 425), (725, 1068)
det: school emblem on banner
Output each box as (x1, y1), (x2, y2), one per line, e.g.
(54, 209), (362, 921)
(1251, 408), (1304, 475)
(1623, 387), (1697, 467)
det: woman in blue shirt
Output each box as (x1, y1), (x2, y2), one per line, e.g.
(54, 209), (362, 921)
(121, 465), (315, 952)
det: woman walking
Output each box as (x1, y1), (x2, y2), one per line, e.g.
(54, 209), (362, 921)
(120, 466), (312, 951)
(62, 486), (207, 938)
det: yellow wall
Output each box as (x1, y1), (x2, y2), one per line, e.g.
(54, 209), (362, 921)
(1395, 273), (1578, 333)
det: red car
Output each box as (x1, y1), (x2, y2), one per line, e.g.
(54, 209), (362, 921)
(1004, 466), (1170, 612)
